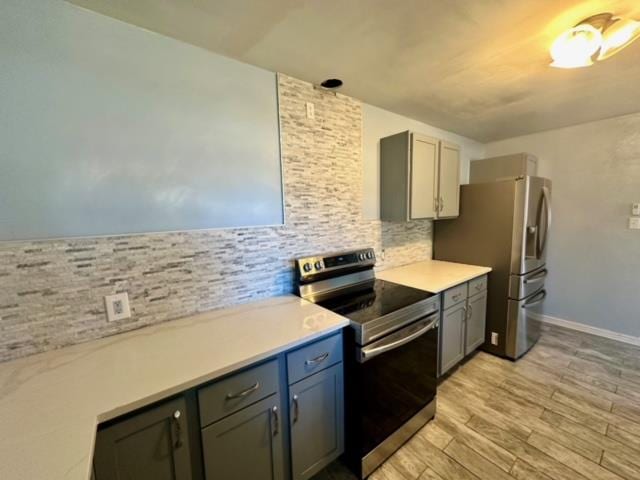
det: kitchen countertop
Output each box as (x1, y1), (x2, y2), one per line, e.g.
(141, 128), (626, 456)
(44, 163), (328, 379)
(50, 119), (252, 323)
(0, 295), (348, 480)
(378, 259), (492, 293)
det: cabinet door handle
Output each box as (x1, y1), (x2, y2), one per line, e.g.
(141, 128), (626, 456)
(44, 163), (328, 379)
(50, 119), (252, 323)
(226, 381), (260, 399)
(434, 197), (439, 212)
(467, 305), (473, 319)
(292, 394), (300, 423)
(305, 352), (329, 366)
(439, 197), (444, 212)
(452, 293), (462, 302)
(271, 406), (279, 436)
(172, 410), (183, 449)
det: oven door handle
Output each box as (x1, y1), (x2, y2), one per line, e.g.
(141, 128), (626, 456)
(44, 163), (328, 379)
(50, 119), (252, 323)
(358, 315), (438, 363)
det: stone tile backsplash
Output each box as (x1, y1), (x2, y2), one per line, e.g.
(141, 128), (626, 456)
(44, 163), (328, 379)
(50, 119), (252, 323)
(0, 74), (432, 362)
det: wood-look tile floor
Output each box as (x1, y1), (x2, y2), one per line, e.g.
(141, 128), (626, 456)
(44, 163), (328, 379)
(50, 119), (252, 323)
(314, 324), (640, 480)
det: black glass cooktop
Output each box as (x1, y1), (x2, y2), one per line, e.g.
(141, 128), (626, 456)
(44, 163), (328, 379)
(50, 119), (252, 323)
(316, 279), (435, 325)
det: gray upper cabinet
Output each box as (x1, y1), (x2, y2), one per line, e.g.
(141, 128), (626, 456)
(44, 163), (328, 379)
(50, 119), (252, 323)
(466, 291), (488, 354)
(94, 396), (194, 480)
(289, 364), (344, 480)
(440, 302), (466, 375)
(201, 393), (284, 480)
(438, 141), (461, 218)
(410, 134), (439, 219)
(380, 131), (460, 221)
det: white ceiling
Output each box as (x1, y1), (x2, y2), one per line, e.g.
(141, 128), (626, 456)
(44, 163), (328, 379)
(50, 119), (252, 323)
(69, 0), (640, 142)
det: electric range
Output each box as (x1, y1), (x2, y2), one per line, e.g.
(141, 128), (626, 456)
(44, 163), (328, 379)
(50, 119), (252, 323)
(296, 248), (440, 478)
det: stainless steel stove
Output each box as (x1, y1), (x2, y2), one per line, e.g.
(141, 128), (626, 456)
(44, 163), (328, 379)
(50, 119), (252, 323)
(296, 248), (440, 479)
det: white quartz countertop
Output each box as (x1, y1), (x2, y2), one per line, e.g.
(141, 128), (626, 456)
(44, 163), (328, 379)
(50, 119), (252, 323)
(0, 295), (348, 480)
(377, 260), (492, 293)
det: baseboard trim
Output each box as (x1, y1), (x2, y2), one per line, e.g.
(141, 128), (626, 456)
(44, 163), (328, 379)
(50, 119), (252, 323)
(532, 313), (640, 347)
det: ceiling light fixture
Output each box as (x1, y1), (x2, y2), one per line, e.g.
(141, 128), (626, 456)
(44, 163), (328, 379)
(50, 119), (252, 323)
(550, 12), (640, 68)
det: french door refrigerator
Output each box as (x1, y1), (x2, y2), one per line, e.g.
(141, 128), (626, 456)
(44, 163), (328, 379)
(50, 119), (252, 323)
(433, 176), (552, 359)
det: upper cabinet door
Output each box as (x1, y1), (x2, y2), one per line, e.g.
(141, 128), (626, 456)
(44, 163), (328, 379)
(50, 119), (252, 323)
(410, 134), (438, 219)
(438, 141), (460, 218)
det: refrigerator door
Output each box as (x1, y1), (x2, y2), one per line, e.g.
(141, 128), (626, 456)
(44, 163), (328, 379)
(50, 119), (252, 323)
(505, 288), (545, 358)
(509, 265), (548, 300)
(511, 177), (552, 275)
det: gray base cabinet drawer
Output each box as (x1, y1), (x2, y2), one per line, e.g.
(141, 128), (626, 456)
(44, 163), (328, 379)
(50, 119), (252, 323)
(198, 359), (279, 427)
(290, 363), (344, 480)
(94, 396), (194, 480)
(287, 334), (342, 385)
(443, 284), (467, 310)
(201, 393), (284, 480)
(469, 275), (488, 295)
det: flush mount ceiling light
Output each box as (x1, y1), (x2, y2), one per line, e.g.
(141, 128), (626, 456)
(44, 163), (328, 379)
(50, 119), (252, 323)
(550, 12), (640, 68)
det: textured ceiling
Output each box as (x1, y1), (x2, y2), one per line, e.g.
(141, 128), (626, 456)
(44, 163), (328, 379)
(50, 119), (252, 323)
(68, 0), (640, 142)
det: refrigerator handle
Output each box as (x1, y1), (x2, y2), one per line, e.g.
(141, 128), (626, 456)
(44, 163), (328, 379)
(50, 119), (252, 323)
(522, 289), (546, 309)
(537, 186), (552, 258)
(540, 187), (551, 255)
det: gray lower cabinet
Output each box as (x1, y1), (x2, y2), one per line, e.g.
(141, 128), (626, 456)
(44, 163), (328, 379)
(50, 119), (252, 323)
(439, 276), (488, 377)
(465, 291), (487, 354)
(93, 332), (345, 480)
(289, 363), (344, 480)
(201, 393), (284, 480)
(440, 302), (466, 375)
(93, 396), (194, 480)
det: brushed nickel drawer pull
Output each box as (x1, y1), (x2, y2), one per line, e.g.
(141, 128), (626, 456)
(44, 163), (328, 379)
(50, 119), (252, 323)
(292, 394), (300, 423)
(172, 410), (183, 449)
(226, 381), (260, 400)
(305, 352), (329, 366)
(271, 406), (279, 436)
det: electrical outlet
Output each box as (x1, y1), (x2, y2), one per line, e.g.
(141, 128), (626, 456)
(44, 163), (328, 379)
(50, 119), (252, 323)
(629, 217), (640, 230)
(105, 292), (131, 322)
(305, 102), (315, 119)
(491, 332), (499, 346)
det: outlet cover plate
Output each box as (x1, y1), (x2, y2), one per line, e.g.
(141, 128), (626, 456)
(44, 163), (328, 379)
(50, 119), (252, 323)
(105, 292), (131, 322)
(629, 217), (640, 230)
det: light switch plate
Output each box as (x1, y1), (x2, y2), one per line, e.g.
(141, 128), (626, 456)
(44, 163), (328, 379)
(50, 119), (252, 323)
(632, 203), (640, 216)
(105, 292), (131, 322)
(629, 217), (640, 230)
(305, 102), (315, 119)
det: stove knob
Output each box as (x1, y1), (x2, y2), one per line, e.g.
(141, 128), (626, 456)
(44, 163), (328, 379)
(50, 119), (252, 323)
(302, 262), (312, 273)
(366, 251), (374, 259)
(314, 261), (323, 270)
(358, 253), (365, 261)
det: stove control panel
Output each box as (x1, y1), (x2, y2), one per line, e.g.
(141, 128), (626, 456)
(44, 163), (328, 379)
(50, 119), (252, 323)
(296, 248), (376, 280)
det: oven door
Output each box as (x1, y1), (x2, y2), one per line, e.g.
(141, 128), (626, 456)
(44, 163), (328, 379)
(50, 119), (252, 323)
(351, 313), (438, 477)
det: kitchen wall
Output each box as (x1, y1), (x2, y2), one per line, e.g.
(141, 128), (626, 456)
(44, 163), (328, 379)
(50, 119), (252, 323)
(485, 112), (640, 339)
(0, 0), (441, 362)
(362, 104), (486, 219)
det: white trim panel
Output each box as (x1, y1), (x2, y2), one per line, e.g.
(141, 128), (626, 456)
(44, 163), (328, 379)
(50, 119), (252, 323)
(532, 313), (640, 347)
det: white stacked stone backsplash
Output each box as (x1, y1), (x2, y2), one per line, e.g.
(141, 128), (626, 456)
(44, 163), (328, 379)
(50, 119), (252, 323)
(0, 75), (432, 362)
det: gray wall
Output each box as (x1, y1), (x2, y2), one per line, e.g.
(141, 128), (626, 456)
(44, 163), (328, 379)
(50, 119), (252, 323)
(485, 112), (640, 338)
(0, 69), (433, 362)
(0, 0), (283, 240)
(362, 104), (486, 220)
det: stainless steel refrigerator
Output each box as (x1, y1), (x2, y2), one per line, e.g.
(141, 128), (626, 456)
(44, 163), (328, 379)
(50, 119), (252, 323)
(433, 176), (551, 359)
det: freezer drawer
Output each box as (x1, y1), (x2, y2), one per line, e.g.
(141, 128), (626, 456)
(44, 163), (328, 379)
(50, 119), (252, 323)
(509, 267), (547, 300)
(505, 289), (545, 359)
(506, 288), (547, 360)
